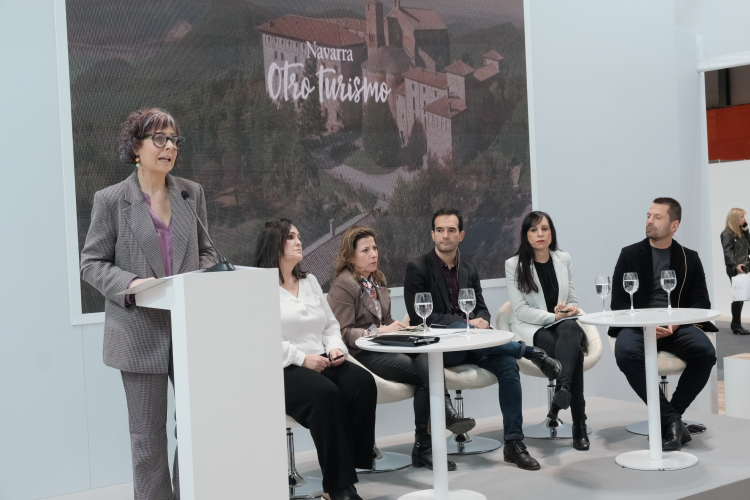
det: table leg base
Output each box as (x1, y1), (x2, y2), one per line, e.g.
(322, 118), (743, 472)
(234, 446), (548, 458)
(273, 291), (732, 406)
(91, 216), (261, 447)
(524, 419), (593, 439)
(615, 450), (698, 471)
(446, 434), (502, 455)
(399, 489), (487, 500)
(289, 475), (324, 499)
(356, 451), (412, 474)
(626, 420), (704, 436)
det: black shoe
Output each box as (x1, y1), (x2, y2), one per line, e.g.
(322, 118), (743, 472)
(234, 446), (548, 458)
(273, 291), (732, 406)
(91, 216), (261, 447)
(686, 423), (707, 435)
(572, 421), (590, 451)
(503, 440), (541, 471)
(527, 347), (562, 380)
(662, 419), (691, 451)
(731, 323), (750, 335)
(323, 484), (362, 500)
(552, 386), (572, 410)
(546, 403), (561, 427)
(444, 393), (476, 435)
(412, 434), (457, 471)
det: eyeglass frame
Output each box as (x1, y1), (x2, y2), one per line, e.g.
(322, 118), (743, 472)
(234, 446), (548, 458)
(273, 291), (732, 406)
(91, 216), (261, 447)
(141, 132), (185, 150)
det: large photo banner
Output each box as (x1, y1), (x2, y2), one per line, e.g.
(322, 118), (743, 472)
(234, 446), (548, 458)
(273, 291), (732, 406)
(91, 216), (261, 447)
(67, 0), (531, 314)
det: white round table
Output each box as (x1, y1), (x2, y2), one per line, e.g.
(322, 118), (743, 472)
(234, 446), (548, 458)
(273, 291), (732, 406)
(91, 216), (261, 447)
(579, 308), (720, 471)
(356, 329), (514, 500)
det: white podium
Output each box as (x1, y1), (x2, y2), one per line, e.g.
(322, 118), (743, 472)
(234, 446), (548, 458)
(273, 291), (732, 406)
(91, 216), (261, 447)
(132, 268), (288, 499)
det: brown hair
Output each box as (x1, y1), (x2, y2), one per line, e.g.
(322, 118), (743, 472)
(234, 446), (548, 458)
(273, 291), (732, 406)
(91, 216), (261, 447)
(252, 218), (308, 284)
(118, 108), (181, 164)
(725, 208), (747, 238)
(334, 226), (385, 284)
(653, 197), (682, 223)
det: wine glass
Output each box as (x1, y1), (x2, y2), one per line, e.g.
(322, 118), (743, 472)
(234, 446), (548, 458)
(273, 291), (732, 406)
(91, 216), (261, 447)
(661, 270), (677, 311)
(458, 288), (476, 337)
(623, 272), (639, 313)
(595, 276), (611, 317)
(414, 293), (433, 332)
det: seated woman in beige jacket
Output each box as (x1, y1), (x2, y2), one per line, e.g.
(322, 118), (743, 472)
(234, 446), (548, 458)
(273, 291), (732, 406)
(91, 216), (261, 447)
(327, 226), (475, 471)
(505, 211), (590, 451)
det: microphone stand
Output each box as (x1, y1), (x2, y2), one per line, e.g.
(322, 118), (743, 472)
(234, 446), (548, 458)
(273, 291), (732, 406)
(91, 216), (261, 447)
(181, 190), (235, 272)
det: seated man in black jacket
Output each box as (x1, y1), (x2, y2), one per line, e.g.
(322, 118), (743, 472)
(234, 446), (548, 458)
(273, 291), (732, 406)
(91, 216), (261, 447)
(611, 197), (718, 451)
(404, 208), (561, 471)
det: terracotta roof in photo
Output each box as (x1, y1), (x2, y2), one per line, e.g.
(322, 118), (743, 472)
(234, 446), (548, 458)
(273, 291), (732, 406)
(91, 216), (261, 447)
(323, 18), (367, 34)
(444, 60), (474, 76)
(362, 45), (413, 75)
(473, 64), (500, 82)
(395, 82), (406, 95)
(258, 15), (365, 47)
(386, 7), (447, 31)
(424, 96), (467, 119)
(483, 50), (504, 61)
(402, 67), (448, 89)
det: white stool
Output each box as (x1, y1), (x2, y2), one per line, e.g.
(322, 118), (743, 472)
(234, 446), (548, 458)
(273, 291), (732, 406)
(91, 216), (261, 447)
(496, 302), (602, 439)
(607, 333), (715, 435)
(402, 314), (501, 455)
(286, 416), (324, 500)
(346, 355), (415, 473)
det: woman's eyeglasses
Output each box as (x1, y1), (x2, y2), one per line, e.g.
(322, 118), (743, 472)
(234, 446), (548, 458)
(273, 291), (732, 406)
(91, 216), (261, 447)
(142, 133), (185, 150)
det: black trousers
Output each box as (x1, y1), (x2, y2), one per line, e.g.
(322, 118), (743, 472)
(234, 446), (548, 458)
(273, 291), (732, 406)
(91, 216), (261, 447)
(614, 325), (716, 427)
(284, 360), (377, 492)
(354, 350), (433, 436)
(533, 320), (587, 422)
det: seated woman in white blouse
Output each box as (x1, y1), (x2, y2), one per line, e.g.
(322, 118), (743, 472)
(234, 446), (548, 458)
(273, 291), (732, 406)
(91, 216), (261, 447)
(505, 211), (590, 451)
(252, 219), (376, 500)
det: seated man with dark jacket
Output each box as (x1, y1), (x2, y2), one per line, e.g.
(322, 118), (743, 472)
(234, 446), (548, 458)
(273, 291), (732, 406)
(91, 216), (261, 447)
(611, 197), (718, 451)
(404, 208), (562, 471)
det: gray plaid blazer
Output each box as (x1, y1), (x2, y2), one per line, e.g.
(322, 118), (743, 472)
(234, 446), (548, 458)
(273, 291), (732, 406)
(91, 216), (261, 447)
(80, 171), (218, 373)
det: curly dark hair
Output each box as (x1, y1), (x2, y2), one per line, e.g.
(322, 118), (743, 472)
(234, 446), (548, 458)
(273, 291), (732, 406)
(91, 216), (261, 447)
(118, 108), (181, 164)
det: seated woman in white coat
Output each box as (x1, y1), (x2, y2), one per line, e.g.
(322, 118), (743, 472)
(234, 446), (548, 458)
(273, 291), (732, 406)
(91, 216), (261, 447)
(252, 218), (377, 500)
(505, 211), (590, 451)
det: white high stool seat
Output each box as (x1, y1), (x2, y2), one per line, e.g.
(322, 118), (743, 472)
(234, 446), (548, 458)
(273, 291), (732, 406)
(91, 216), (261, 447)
(607, 331), (716, 435)
(496, 302), (603, 439)
(403, 314), (503, 455)
(346, 355), (415, 473)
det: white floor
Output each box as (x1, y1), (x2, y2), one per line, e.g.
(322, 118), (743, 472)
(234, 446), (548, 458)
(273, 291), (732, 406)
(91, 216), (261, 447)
(42, 397), (750, 500)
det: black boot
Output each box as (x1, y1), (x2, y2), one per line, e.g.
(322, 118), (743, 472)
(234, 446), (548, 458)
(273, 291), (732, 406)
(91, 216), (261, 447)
(503, 440), (540, 471)
(323, 484), (362, 500)
(552, 385), (572, 410)
(731, 302), (750, 334)
(527, 347), (563, 380)
(444, 393), (476, 435)
(572, 421), (590, 451)
(662, 419), (691, 451)
(412, 433), (457, 471)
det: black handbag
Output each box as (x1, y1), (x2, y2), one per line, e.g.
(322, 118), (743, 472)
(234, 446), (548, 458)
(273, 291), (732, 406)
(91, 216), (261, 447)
(368, 335), (441, 347)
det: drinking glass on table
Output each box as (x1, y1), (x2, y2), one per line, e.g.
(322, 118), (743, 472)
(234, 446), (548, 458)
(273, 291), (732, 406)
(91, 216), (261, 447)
(414, 293), (433, 332)
(623, 272), (639, 313)
(661, 270), (677, 311)
(458, 288), (476, 337)
(595, 275), (611, 317)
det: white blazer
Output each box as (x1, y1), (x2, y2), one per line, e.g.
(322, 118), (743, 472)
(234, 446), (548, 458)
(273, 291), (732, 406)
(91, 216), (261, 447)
(505, 250), (579, 346)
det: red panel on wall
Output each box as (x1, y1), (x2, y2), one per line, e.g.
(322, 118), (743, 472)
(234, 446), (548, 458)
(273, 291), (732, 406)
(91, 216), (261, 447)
(707, 104), (750, 161)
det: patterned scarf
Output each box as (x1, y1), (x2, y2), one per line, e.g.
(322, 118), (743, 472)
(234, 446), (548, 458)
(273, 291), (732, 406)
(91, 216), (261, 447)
(358, 274), (382, 322)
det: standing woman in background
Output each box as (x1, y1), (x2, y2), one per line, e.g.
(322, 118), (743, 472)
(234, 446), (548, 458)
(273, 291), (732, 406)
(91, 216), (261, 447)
(81, 108), (217, 500)
(721, 207), (750, 335)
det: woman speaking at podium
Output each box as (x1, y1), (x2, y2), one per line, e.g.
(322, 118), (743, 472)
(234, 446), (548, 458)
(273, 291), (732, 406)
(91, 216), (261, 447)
(80, 108), (217, 500)
(253, 219), (377, 500)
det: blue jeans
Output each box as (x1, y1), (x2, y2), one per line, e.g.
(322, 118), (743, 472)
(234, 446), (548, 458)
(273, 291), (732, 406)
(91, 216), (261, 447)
(444, 321), (526, 441)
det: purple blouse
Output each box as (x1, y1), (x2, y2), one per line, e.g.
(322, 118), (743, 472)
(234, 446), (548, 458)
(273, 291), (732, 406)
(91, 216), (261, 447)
(126, 192), (174, 304)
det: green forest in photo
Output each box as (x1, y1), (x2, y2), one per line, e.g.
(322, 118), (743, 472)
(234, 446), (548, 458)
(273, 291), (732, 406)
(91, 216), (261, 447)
(67, 0), (531, 312)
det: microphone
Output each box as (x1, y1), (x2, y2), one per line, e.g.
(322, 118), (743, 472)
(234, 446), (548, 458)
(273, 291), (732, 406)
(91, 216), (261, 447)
(181, 190), (235, 272)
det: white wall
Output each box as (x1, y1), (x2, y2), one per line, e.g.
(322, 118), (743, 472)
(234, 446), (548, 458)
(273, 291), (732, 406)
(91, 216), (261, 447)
(709, 160), (750, 319)
(676, 0), (750, 59)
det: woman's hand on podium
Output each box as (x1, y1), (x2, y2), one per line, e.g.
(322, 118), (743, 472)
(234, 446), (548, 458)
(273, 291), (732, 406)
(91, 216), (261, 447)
(328, 349), (346, 367)
(303, 354), (330, 372)
(129, 277), (156, 289)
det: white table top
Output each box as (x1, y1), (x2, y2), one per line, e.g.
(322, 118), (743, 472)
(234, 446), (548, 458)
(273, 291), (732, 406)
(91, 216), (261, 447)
(355, 329), (514, 353)
(579, 308), (721, 327)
